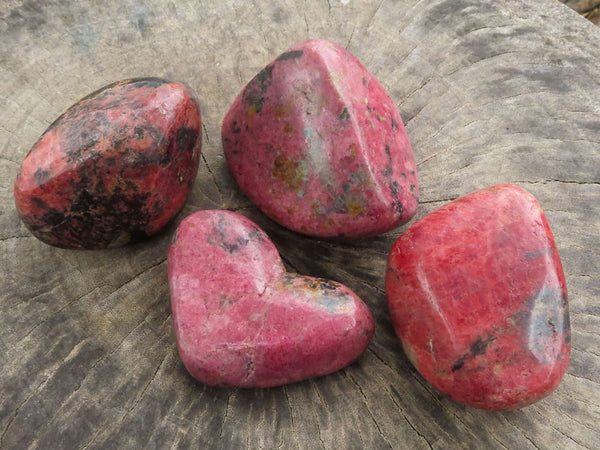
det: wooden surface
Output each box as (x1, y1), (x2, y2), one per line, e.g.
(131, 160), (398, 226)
(561, 0), (600, 24)
(1, 0), (599, 448)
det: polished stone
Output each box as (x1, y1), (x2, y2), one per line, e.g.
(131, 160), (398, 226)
(14, 78), (201, 249)
(168, 210), (375, 387)
(385, 184), (570, 410)
(222, 39), (418, 238)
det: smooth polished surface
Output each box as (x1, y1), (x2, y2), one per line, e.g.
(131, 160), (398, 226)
(386, 184), (570, 410)
(168, 210), (375, 387)
(223, 39), (418, 238)
(14, 78), (201, 248)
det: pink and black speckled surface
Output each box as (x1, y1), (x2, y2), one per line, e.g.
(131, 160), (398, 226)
(14, 78), (202, 249)
(386, 185), (570, 410)
(168, 210), (375, 387)
(222, 39), (419, 238)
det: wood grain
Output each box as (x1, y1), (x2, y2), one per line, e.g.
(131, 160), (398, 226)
(1, 0), (599, 448)
(561, 0), (600, 24)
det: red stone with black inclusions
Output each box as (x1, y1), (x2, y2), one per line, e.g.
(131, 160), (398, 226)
(14, 78), (201, 249)
(385, 184), (570, 410)
(222, 39), (418, 238)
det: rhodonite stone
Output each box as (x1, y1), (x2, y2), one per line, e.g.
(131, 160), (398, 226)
(385, 184), (570, 410)
(168, 210), (375, 387)
(222, 39), (418, 238)
(14, 78), (201, 249)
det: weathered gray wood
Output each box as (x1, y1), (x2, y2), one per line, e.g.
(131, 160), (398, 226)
(560, 0), (600, 24)
(1, 0), (599, 448)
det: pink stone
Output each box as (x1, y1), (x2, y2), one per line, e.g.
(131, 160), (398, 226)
(168, 210), (375, 387)
(386, 185), (570, 410)
(14, 78), (201, 249)
(222, 39), (418, 238)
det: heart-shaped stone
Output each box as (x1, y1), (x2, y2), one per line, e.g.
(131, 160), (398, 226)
(386, 184), (570, 410)
(168, 210), (375, 387)
(222, 39), (418, 238)
(14, 78), (201, 249)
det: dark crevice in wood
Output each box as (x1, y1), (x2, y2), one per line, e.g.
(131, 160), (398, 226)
(532, 405), (592, 449)
(282, 385), (295, 436)
(116, 350), (170, 428)
(218, 390), (234, 441)
(201, 122), (210, 145)
(279, 253), (300, 273)
(503, 414), (541, 450)
(382, 382), (435, 450)
(345, 25), (356, 50)
(489, 432), (510, 450)
(108, 258), (167, 294)
(0, 376), (50, 447)
(515, 179), (600, 186)
(0, 234), (33, 242)
(200, 153), (225, 205)
(345, 371), (393, 449)
(17, 285), (103, 344)
(418, 197), (458, 205)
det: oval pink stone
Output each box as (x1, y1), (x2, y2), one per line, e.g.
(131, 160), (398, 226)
(222, 39), (418, 238)
(168, 210), (375, 387)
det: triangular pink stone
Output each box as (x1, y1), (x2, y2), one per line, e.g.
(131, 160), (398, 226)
(222, 39), (418, 238)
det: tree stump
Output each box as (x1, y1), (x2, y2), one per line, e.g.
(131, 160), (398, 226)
(560, 0), (600, 25)
(1, 0), (599, 448)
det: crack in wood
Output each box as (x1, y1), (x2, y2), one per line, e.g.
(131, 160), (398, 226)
(16, 285), (104, 345)
(444, 50), (526, 79)
(345, 371), (393, 449)
(302, 6), (310, 34)
(345, 25), (356, 50)
(418, 197), (458, 205)
(0, 234), (33, 242)
(502, 414), (541, 450)
(450, 411), (480, 444)
(116, 350), (170, 428)
(398, 77), (434, 110)
(532, 405), (593, 449)
(107, 258), (167, 294)
(0, 375), (50, 447)
(282, 385), (295, 437)
(556, 396), (600, 430)
(329, 263), (386, 295)
(446, 161), (473, 176)
(0, 155), (20, 166)
(201, 122), (211, 145)
(382, 383), (434, 450)
(279, 253), (300, 273)
(489, 432), (510, 450)
(366, 0), (386, 31)
(310, 378), (327, 407)
(460, 23), (516, 37)
(28, 342), (104, 448)
(515, 179), (600, 186)
(315, 238), (390, 258)
(200, 153), (225, 205)
(218, 390), (234, 440)
(313, 408), (326, 450)
(367, 346), (398, 373)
